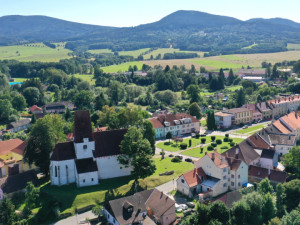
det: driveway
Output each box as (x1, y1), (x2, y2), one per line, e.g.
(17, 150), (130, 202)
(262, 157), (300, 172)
(51, 211), (97, 225)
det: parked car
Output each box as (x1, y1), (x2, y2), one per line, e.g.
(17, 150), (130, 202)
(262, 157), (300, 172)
(180, 204), (188, 210)
(186, 202), (195, 208)
(242, 125), (248, 129)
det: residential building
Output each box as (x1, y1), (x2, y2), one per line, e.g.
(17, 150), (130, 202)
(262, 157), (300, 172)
(214, 112), (232, 129)
(43, 101), (74, 114)
(242, 104), (262, 121)
(242, 76), (264, 82)
(248, 165), (288, 187)
(225, 108), (253, 125)
(0, 170), (38, 199)
(259, 149), (278, 170)
(6, 118), (31, 133)
(215, 190), (242, 208)
(0, 139), (33, 178)
(149, 113), (200, 139)
(272, 111), (300, 140)
(50, 110), (131, 187)
(268, 95), (300, 118)
(29, 105), (43, 114)
(176, 168), (206, 198)
(103, 188), (175, 225)
(190, 150), (248, 198)
(256, 102), (272, 120)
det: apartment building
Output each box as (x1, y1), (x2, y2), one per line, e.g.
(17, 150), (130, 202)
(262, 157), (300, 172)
(214, 112), (232, 129)
(149, 113), (200, 139)
(268, 95), (300, 118)
(225, 108), (253, 125)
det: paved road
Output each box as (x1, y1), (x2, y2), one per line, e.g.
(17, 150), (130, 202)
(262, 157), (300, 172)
(51, 211), (97, 225)
(156, 179), (177, 193)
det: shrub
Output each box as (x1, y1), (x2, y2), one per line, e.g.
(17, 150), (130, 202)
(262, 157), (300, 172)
(211, 143), (217, 147)
(169, 154), (174, 157)
(229, 138), (233, 142)
(201, 138), (206, 144)
(189, 139), (192, 147)
(175, 155), (183, 160)
(224, 137), (229, 142)
(164, 142), (171, 145)
(211, 136), (216, 141)
(180, 143), (188, 150)
(195, 133), (200, 139)
(200, 147), (204, 153)
(221, 146), (228, 150)
(171, 157), (182, 162)
(216, 139), (222, 145)
(230, 142), (235, 147)
(185, 158), (193, 163)
(207, 145), (214, 151)
(225, 134), (229, 138)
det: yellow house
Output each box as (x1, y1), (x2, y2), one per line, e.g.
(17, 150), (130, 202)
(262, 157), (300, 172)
(226, 108), (253, 125)
(0, 139), (33, 177)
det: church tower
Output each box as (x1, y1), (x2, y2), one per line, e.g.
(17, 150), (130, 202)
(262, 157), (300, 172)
(73, 111), (95, 159)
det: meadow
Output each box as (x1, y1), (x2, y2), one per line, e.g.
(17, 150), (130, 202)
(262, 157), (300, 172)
(73, 74), (95, 85)
(287, 43), (300, 51)
(119, 48), (150, 58)
(87, 49), (113, 54)
(102, 61), (143, 73)
(0, 43), (72, 62)
(143, 48), (205, 59)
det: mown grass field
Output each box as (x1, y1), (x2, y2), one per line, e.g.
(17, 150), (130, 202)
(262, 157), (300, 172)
(40, 157), (193, 214)
(0, 43), (72, 62)
(235, 124), (266, 134)
(119, 48), (150, 58)
(287, 43), (300, 51)
(73, 74), (95, 85)
(181, 137), (244, 158)
(102, 61), (143, 73)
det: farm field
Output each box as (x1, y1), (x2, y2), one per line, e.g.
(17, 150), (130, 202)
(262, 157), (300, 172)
(119, 48), (150, 57)
(287, 43), (300, 51)
(143, 51), (300, 71)
(0, 43), (72, 62)
(40, 157), (193, 214)
(102, 61), (143, 73)
(143, 48), (204, 60)
(73, 74), (95, 85)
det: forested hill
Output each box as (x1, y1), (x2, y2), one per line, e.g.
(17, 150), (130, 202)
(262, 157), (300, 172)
(0, 11), (300, 55)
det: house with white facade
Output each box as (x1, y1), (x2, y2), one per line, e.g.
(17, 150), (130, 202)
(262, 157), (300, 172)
(49, 110), (131, 187)
(259, 149), (278, 170)
(177, 150), (248, 198)
(103, 188), (175, 225)
(149, 113), (200, 139)
(214, 112), (232, 129)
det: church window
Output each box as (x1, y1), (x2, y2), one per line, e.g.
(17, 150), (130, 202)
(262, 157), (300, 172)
(55, 166), (57, 177)
(83, 145), (87, 149)
(83, 179), (85, 183)
(91, 178), (94, 181)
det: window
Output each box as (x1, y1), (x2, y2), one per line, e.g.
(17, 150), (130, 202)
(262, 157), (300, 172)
(238, 182), (241, 186)
(55, 166), (57, 177)
(83, 145), (87, 149)
(83, 179), (85, 183)
(91, 178), (94, 182)
(231, 182), (234, 186)
(231, 174), (234, 178)
(223, 183), (227, 187)
(238, 175), (240, 179)
(223, 168), (227, 172)
(181, 179), (185, 183)
(223, 175), (227, 180)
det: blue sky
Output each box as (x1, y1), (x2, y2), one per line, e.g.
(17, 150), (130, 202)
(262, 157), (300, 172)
(1, 0), (300, 27)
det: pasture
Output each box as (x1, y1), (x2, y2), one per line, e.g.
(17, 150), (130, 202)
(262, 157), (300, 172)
(0, 43), (72, 62)
(102, 61), (143, 73)
(73, 74), (96, 85)
(143, 48), (205, 59)
(87, 49), (113, 54)
(119, 48), (150, 58)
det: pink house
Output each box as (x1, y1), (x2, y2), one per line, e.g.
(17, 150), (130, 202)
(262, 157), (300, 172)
(242, 104), (262, 121)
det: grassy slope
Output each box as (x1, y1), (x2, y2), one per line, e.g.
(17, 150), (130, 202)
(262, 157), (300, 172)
(41, 157), (193, 214)
(189, 58), (246, 69)
(0, 43), (72, 62)
(102, 61), (143, 73)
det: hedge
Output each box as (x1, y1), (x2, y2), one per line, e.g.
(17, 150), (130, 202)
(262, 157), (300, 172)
(211, 143), (217, 147)
(207, 145), (214, 151)
(216, 139), (222, 145)
(180, 143), (188, 149)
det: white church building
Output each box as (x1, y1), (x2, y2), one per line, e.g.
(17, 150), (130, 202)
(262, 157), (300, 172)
(50, 110), (131, 187)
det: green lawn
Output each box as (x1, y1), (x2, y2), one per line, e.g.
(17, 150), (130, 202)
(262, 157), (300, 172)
(40, 157), (193, 215)
(0, 43), (72, 62)
(11, 77), (28, 82)
(225, 85), (242, 92)
(188, 58), (246, 69)
(201, 119), (207, 127)
(181, 137), (244, 158)
(102, 61), (143, 73)
(235, 124), (266, 134)
(220, 55), (244, 61)
(73, 74), (95, 85)
(119, 48), (150, 58)
(87, 49), (113, 54)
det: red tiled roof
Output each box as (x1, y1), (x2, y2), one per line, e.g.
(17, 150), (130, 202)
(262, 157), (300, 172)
(182, 168), (206, 187)
(0, 139), (26, 156)
(248, 133), (271, 149)
(248, 165), (288, 183)
(149, 113), (199, 129)
(207, 150), (228, 169)
(273, 111), (300, 134)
